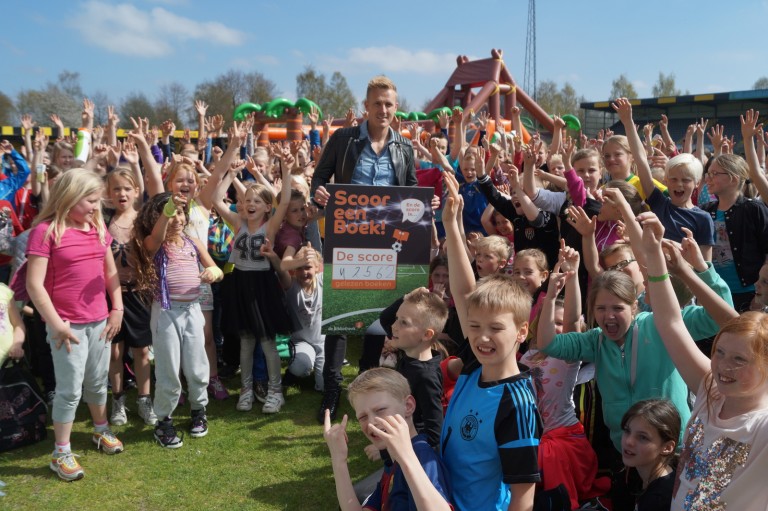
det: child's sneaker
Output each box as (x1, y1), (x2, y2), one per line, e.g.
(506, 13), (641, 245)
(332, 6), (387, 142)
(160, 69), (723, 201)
(137, 396), (158, 426)
(190, 409), (208, 438)
(254, 381), (268, 403)
(110, 394), (127, 426)
(236, 388), (253, 411)
(262, 392), (285, 414)
(207, 376), (229, 400)
(50, 451), (84, 482)
(92, 429), (124, 454)
(154, 419), (183, 449)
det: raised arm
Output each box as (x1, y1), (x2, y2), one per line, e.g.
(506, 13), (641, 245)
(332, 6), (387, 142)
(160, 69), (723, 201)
(106, 105), (119, 147)
(121, 140), (145, 203)
(638, 212), (710, 391)
(559, 243), (582, 333)
(613, 98), (654, 199)
(659, 114), (676, 151)
(740, 109), (768, 201)
(128, 118), (164, 197)
(265, 158), (293, 241)
(537, 267), (569, 351)
(144, 194), (186, 255)
(449, 107), (469, 162)
(20, 114), (35, 159)
(664, 228), (737, 328)
(198, 122), (244, 210)
(443, 170), (475, 337)
(566, 205), (602, 278)
(521, 143), (539, 199)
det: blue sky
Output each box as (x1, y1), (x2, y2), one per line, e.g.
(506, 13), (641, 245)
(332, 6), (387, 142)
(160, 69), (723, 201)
(4, 0), (768, 120)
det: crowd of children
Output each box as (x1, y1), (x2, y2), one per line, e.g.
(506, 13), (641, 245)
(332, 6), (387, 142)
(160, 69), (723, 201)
(2, 85), (767, 510)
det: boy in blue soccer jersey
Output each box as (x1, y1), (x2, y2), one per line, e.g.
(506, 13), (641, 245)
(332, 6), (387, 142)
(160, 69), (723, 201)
(440, 171), (542, 511)
(324, 368), (453, 511)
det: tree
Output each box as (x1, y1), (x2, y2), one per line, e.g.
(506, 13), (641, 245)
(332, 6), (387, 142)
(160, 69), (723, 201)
(89, 90), (111, 126)
(121, 92), (156, 125)
(296, 66), (357, 119)
(154, 82), (189, 127)
(753, 77), (768, 90)
(610, 74), (638, 99)
(193, 70), (277, 124)
(16, 87), (80, 127)
(652, 72), (681, 97)
(535, 80), (584, 117)
(15, 70), (84, 127)
(397, 96), (412, 114)
(0, 91), (14, 125)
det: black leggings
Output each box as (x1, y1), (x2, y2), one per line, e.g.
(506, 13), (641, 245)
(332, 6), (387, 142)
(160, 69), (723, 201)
(322, 335), (346, 392)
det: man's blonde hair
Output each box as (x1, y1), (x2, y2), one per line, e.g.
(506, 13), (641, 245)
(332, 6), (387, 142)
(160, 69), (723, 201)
(366, 76), (397, 98)
(348, 368), (410, 408)
(466, 273), (531, 328)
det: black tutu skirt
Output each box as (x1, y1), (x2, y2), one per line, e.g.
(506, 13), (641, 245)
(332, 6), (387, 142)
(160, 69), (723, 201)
(112, 287), (152, 348)
(221, 268), (292, 339)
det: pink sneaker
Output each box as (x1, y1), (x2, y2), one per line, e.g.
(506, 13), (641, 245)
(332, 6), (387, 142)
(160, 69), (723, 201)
(208, 376), (229, 400)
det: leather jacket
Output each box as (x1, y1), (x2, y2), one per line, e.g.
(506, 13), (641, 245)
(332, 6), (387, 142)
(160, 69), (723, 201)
(311, 125), (416, 200)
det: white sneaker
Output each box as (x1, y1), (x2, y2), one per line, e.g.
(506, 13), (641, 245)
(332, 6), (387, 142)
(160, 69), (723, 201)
(110, 395), (127, 426)
(262, 392), (285, 414)
(236, 388), (254, 411)
(136, 396), (158, 426)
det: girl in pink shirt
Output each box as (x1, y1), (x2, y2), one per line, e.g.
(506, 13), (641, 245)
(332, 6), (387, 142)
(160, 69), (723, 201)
(26, 169), (124, 482)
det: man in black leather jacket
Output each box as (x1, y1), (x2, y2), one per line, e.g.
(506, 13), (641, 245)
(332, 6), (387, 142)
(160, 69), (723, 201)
(311, 76), (416, 423)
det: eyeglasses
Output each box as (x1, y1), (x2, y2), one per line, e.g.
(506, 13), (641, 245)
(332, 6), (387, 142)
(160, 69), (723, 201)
(607, 259), (636, 272)
(705, 171), (730, 178)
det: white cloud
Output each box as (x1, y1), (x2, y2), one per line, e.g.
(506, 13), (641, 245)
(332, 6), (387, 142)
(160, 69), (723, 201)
(70, 1), (245, 57)
(333, 46), (458, 74)
(632, 80), (648, 91)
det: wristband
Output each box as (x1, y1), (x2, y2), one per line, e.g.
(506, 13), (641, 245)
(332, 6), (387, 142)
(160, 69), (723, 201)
(647, 273), (669, 282)
(163, 197), (178, 218)
(111, 307), (124, 312)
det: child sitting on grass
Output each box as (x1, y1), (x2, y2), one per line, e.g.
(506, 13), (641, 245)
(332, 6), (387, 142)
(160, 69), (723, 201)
(323, 368), (453, 511)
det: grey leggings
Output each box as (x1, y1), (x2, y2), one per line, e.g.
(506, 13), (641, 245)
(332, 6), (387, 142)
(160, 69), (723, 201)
(240, 334), (282, 394)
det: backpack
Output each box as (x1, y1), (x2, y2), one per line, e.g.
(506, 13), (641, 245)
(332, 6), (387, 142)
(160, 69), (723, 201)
(0, 359), (48, 452)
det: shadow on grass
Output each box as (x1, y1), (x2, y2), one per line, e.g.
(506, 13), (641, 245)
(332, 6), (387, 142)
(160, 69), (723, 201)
(248, 465), (339, 509)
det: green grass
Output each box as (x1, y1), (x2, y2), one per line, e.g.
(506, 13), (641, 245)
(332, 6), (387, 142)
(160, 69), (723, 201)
(0, 340), (374, 510)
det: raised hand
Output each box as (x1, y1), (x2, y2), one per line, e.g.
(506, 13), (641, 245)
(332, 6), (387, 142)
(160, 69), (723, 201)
(343, 107), (356, 128)
(611, 97), (633, 125)
(307, 105), (320, 128)
(195, 100), (209, 116)
(566, 205), (596, 236)
(81, 97), (95, 130)
(107, 105), (120, 127)
(679, 226), (707, 271)
(323, 410), (349, 462)
(437, 111), (450, 129)
(557, 238), (581, 274)
(636, 211), (665, 252)
(20, 114), (35, 133)
(707, 124), (725, 150)
(122, 140), (139, 164)
(50, 114), (65, 140)
(475, 111), (489, 131)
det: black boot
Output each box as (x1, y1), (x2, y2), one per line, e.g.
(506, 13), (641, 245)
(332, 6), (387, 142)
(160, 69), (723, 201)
(316, 388), (341, 424)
